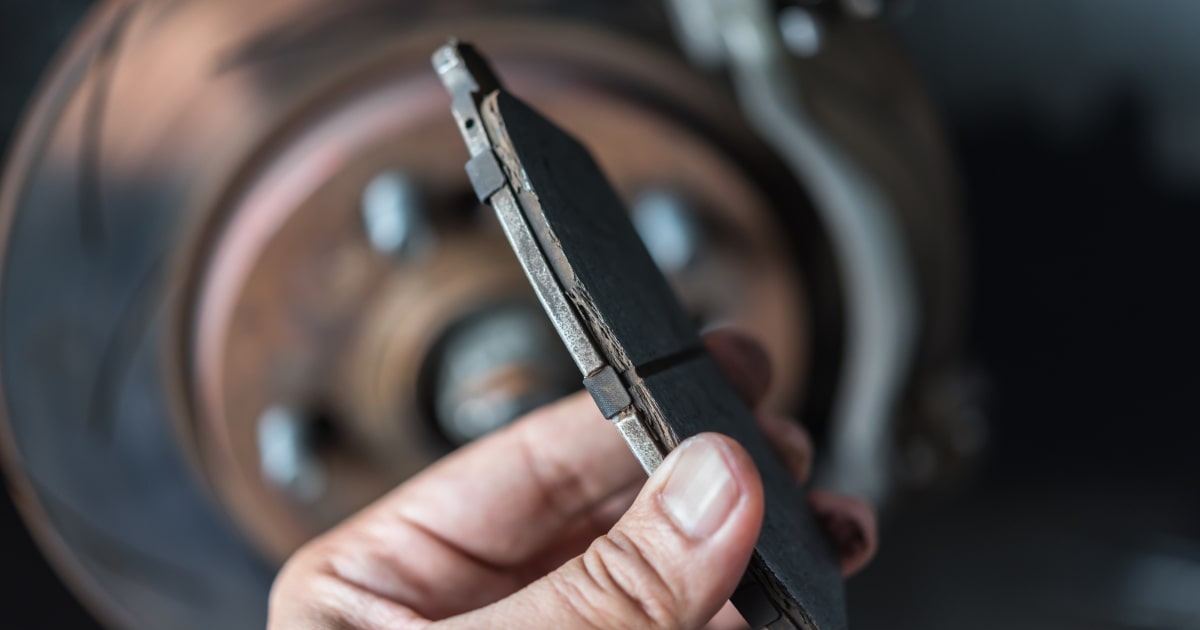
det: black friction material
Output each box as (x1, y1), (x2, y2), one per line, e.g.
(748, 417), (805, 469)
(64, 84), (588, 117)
(485, 89), (847, 629)
(491, 90), (700, 370)
(635, 355), (845, 630)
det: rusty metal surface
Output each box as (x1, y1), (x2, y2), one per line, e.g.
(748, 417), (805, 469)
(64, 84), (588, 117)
(0, 1), (962, 627)
(184, 29), (810, 563)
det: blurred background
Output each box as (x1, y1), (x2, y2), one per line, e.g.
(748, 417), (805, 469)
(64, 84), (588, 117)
(1, 1), (1197, 628)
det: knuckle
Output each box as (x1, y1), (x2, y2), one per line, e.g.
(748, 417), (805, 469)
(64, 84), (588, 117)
(270, 542), (360, 630)
(270, 543), (314, 607)
(268, 543), (328, 627)
(554, 530), (681, 629)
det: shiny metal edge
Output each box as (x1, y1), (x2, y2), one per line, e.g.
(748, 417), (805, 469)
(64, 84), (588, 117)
(433, 41), (606, 377)
(614, 410), (665, 474)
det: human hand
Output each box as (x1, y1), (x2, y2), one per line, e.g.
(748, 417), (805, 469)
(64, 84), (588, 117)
(269, 330), (877, 629)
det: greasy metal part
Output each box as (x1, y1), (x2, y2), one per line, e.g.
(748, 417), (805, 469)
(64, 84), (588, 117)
(669, 0), (918, 506)
(435, 40), (845, 630)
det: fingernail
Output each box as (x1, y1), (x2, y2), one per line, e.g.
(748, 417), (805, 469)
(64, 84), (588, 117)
(660, 436), (740, 539)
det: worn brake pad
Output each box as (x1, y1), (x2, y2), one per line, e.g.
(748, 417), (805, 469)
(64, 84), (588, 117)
(434, 40), (847, 630)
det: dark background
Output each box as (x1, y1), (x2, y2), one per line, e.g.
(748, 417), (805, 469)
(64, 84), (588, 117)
(2, 1), (1198, 628)
(2, 4), (109, 628)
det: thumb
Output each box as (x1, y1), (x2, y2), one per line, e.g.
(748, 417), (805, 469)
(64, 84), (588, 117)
(438, 433), (764, 630)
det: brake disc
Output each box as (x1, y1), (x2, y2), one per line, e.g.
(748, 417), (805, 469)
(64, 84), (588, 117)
(0, 1), (966, 627)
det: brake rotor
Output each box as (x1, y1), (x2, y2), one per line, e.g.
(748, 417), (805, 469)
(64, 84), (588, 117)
(0, 1), (965, 628)
(181, 44), (810, 561)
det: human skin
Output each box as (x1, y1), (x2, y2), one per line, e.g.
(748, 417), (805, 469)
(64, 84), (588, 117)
(269, 330), (877, 629)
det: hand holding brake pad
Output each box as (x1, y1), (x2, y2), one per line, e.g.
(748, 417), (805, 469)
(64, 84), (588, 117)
(432, 40), (847, 630)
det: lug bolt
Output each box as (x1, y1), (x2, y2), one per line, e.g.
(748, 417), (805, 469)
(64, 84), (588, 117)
(361, 171), (428, 256)
(631, 188), (702, 274)
(779, 5), (823, 58)
(257, 406), (325, 502)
